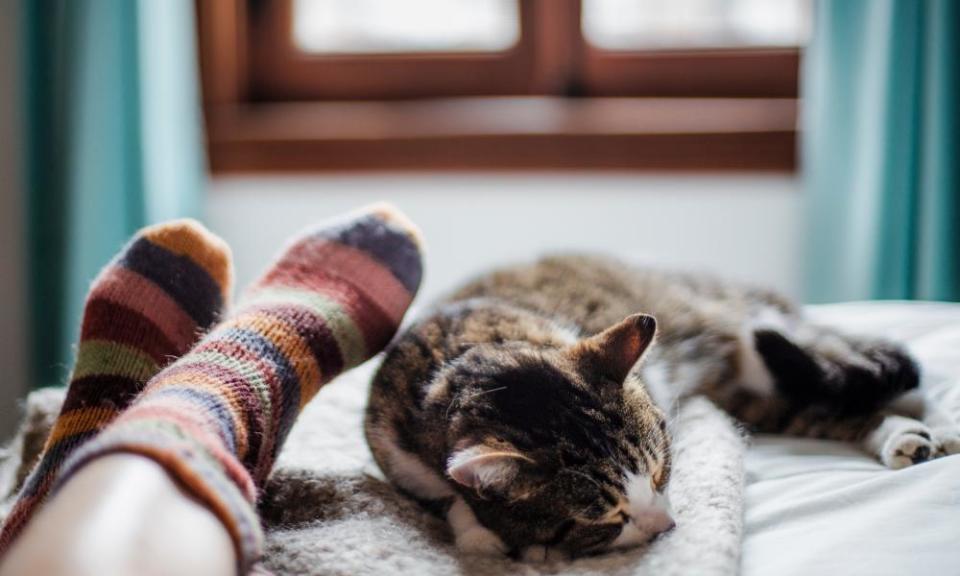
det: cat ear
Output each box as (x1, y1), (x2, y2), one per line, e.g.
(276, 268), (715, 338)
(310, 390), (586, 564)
(573, 313), (657, 382)
(447, 445), (533, 494)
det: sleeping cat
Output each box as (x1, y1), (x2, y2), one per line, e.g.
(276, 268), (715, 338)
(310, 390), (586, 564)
(364, 255), (958, 561)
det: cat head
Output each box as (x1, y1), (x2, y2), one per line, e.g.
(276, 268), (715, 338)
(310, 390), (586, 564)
(440, 314), (674, 558)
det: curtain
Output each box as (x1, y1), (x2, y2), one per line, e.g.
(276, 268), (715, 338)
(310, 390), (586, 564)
(803, 0), (959, 303)
(25, 0), (205, 389)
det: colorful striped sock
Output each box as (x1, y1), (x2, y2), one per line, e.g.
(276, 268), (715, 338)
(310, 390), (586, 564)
(0, 219), (233, 553)
(52, 204), (424, 572)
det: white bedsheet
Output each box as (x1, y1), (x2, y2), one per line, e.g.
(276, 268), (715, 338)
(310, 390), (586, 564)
(743, 302), (960, 576)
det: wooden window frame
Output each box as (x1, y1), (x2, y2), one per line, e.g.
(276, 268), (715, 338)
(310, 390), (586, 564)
(250, 1), (538, 99)
(197, 0), (799, 173)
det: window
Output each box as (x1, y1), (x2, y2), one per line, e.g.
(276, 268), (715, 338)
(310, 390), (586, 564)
(583, 0), (810, 49)
(293, 0), (520, 54)
(197, 0), (808, 171)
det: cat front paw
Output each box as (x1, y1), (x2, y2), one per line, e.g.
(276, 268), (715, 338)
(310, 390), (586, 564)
(882, 427), (936, 469)
(455, 525), (508, 556)
(519, 545), (568, 563)
(448, 497), (508, 556)
(932, 426), (960, 458)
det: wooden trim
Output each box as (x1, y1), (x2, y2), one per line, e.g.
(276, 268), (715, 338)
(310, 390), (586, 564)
(243, 1), (799, 100)
(527, 0), (584, 94)
(206, 97), (797, 172)
(248, 0), (539, 100)
(582, 48), (800, 98)
(195, 0), (248, 105)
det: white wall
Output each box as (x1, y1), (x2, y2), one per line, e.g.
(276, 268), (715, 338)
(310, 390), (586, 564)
(208, 173), (802, 306)
(0, 0), (25, 439)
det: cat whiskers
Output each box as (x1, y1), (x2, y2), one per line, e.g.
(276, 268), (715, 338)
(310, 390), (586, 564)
(464, 386), (508, 403)
(667, 398), (683, 433)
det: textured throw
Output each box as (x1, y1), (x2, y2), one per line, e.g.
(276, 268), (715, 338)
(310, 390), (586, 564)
(0, 372), (746, 576)
(260, 381), (746, 576)
(0, 219), (233, 554)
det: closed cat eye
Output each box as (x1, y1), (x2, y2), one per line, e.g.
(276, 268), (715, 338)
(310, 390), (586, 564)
(572, 521), (626, 552)
(549, 519), (577, 546)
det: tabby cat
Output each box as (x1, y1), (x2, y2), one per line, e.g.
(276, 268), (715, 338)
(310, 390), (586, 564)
(365, 255), (957, 561)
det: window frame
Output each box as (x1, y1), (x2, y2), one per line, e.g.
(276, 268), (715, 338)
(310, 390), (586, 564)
(250, 0), (538, 100)
(196, 0), (801, 173)
(581, 48), (800, 97)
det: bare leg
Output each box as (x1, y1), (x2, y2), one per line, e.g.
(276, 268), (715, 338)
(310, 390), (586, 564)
(0, 455), (235, 576)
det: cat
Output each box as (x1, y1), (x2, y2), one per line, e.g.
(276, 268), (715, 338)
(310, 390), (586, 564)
(364, 254), (959, 561)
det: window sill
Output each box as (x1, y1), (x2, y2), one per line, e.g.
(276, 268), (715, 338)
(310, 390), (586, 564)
(205, 97), (797, 173)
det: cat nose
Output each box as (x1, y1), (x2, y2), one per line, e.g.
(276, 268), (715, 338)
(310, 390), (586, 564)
(647, 492), (675, 535)
(646, 509), (676, 536)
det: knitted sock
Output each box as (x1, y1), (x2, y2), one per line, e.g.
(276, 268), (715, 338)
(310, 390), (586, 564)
(53, 204), (423, 572)
(0, 219), (233, 553)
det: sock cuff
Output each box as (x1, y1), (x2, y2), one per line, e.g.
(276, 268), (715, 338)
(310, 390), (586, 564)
(54, 419), (265, 573)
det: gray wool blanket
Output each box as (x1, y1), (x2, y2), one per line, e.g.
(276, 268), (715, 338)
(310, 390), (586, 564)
(0, 361), (746, 576)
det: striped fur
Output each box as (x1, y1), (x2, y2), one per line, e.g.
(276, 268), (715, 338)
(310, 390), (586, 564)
(0, 219), (233, 554)
(366, 254), (927, 560)
(50, 205), (423, 573)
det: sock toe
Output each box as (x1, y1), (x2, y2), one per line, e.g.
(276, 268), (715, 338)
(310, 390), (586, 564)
(140, 218), (234, 305)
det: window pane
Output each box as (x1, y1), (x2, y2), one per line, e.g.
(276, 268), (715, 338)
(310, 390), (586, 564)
(293, 0), (519, 54)
(583, 0), (812, 50)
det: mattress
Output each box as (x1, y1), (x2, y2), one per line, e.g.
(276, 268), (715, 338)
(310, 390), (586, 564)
(270, 301), (959, 575)
(4, 303), (956, 575)
(269, 300), (960, 574)
(742, 302), (960, 576)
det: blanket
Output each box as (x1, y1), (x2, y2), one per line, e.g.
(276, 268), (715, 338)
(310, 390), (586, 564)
(0, 361), (747, 576)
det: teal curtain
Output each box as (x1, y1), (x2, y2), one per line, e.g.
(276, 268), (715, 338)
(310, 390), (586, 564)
(25, 0), (206, 389)
(803, 0), (959, 302)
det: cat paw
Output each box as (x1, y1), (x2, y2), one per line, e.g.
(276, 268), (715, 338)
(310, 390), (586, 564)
(519, 545), (567, 563)
(448, 497), (508, 556)
(455, 525), (508, 556)
(882, 428), (936, 469)
(932, 427), (960, 457)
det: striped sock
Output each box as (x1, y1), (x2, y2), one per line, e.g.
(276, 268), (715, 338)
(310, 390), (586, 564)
(52, 204), (423, 572)
(0, 219), (233, 553)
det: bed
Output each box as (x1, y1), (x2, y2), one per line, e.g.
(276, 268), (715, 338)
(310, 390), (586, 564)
(2, 301), (958, 575)
(743, 302), (960, 576)
(259, 301), (960, 575)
